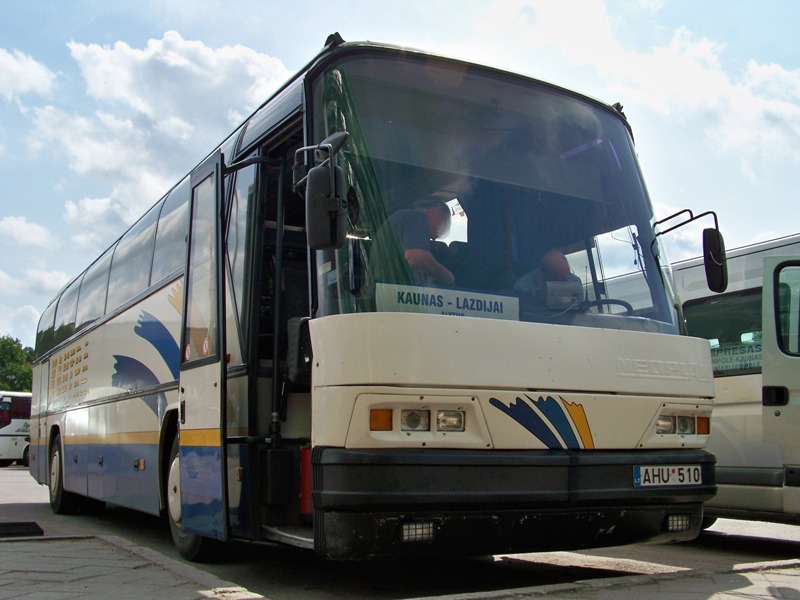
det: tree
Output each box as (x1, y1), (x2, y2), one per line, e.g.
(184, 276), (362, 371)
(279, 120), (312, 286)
(0, 335), (33, 392)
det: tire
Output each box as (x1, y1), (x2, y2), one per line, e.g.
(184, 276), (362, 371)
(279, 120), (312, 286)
(701, 516), (718, 530)
(22, 446), (30, 468)
(166, 433), (218, 561)
(48, 434), (81, 514)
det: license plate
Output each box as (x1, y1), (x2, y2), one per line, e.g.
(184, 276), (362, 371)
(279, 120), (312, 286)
(633, 465), (702, 487)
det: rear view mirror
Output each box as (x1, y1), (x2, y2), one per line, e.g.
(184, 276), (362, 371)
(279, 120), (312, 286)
(653, 209), (728, 293)
(703, 228), (728, 293)
(294, 131), (350, 250)
(306, 163), (348, 249)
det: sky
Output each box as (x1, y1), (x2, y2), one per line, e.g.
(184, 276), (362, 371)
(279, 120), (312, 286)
(1, 0), (799, 348)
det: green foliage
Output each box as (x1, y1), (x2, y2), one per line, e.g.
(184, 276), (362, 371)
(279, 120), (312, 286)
(0, 335), (33, 392)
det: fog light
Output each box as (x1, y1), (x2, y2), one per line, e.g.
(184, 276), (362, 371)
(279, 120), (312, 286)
(656, 415), (675, 434)
(677, 416), (696, 435)
(665, 514), (691, 532)
(436, 410), (465, 432)
(401, 521), (435, 542)
(401, 410), (430, 431)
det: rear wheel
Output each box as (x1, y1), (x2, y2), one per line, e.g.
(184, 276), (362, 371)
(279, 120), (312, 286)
(22, 446), (30, 468)
(48, 434), (80, 514)
(167, 433), (218, 561)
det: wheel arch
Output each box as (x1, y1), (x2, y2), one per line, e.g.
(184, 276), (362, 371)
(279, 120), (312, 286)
(159, 408), (180, 515)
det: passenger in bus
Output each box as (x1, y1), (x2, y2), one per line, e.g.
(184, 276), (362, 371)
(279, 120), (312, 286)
(371, 198), (455, 285)
(513, 249), (581, 298)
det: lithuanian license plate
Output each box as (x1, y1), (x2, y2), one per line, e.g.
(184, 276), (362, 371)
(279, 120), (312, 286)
(633, 465), (702, 487)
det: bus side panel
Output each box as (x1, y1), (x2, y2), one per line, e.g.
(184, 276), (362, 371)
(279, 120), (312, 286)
(87, 398), (162, 515)
(63, 408), (89, 495)
(31, 365), (48, 482)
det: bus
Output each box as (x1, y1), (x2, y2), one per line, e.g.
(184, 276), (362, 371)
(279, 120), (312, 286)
(673, 234), (800, 526)
(1, 391), (32, 467)
(31, 33), (727, 561)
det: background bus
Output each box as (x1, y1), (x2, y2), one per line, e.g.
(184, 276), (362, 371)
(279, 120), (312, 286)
(673, 233), (800, 525)
(1, 391), (32, 467)
(31, 34), (724, 561)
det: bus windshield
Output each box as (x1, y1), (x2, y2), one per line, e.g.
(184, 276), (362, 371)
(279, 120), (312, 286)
(311, 54), (678, 333)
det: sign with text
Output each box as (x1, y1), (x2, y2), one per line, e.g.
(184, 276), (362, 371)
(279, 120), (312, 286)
(375, 282), (519, 321)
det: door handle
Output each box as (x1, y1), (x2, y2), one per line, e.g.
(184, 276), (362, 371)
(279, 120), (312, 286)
(763, 386), (789, 407)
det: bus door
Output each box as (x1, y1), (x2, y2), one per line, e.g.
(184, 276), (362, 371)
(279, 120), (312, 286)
(178, 149), (229, 540)
(761, 256), (800, 515)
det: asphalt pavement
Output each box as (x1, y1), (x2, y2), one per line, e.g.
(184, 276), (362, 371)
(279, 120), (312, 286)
(2, 463), (799, 599)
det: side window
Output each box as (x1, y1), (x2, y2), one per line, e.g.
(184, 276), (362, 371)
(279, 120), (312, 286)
(227, 162), (256, 322)
(53, 277), (82, 347)
(683, 289), (763, 375)
(152, 179), (190, 283)
(11, 397), (31, 419)
(76, 247), (113, 330)
(183, 171), (218, 362)
(106, 201), (160, 311)
(35, 301), (57, 359)
(776, 265), (800, 355)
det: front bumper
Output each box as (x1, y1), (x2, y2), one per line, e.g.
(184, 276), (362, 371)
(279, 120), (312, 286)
(312, 447), (716, 559)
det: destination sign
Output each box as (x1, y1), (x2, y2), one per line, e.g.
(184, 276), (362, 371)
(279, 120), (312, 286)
(375, 282), (519, 321)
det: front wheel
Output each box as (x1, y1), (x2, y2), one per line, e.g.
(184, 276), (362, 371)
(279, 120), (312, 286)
(166, 433), (218, 561)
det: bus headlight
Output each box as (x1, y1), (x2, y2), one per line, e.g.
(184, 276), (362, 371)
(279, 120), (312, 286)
(656, 415), (676, 434)
(436, 410), (465, 432)
(401, 410), (430, 431)
(677, 416), (696, 435)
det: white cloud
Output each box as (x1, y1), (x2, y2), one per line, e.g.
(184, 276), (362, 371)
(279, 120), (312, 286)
(28, 31), (292, 248)
(0, 304), (41, 349)
(0, 216), (56, 248)
(67, 31), (291, 130)
(0, 268), (69, 297)
(0, 48), (56, 102)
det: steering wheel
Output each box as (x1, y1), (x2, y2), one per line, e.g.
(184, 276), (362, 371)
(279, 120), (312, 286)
(582, 298), (634, 315)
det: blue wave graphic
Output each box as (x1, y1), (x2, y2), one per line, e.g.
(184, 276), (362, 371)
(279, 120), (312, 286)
(489, 396), (561, 449)
(533, 395), (580, 449)
(134, 311), (180, 379)
(112, 355), (161, 415)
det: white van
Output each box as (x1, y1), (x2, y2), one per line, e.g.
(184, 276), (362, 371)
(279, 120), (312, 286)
(673, 234), (800, 525)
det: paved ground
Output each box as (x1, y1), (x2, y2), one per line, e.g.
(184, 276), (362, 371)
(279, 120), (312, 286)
(1, 533), (799, 600)
(0, 535), (264, 600)
(3, 465), (799, 598)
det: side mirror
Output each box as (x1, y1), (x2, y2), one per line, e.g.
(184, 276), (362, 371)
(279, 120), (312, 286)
(295, 131), (350, 250)
(703, 228), (728, 293)
(306, 163), (348, 249)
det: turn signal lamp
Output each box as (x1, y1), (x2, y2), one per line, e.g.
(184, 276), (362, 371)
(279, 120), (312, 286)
(369, 408), (393, 431)
(696, 416), (710, 435)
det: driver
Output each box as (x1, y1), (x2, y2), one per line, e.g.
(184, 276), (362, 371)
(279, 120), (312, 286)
(514, 249), (581, 299)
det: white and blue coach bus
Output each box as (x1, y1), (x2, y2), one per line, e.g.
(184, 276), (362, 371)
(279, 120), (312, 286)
(31, 34), (726, 560)
(0, 391), (32, 467)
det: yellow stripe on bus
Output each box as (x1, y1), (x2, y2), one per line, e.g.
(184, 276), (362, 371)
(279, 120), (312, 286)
(180, 428), (221, 448)
(62, 432), (160, 446)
